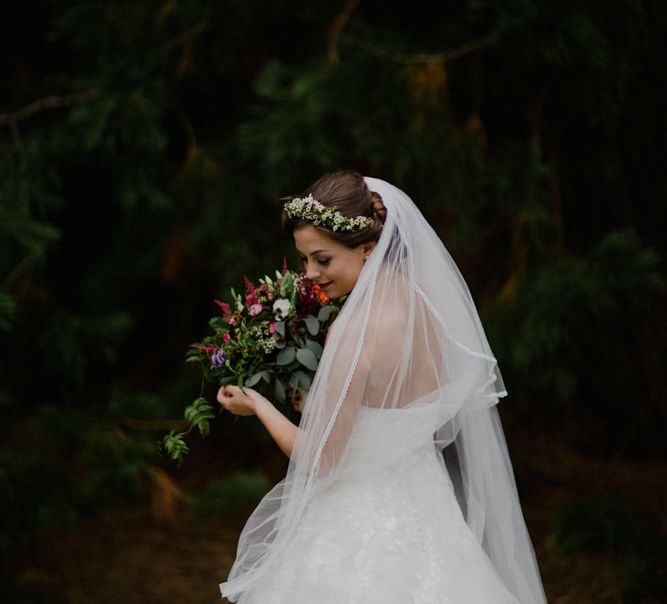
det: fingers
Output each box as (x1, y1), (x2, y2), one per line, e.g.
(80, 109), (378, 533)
(216, 384), (258, 416)
(225, 384), (243, 397)
(217, 384), (240, 398)
(216, 385), (229, 405)
(217, 385), (244, 408)
(217, 386), (236, 414)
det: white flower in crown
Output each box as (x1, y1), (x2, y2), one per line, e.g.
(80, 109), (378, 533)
(284, 194), (373, 233)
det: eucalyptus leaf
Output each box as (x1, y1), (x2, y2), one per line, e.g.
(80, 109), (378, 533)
(274, 378), (286, 402)
(277, 346), (296, 365)
(246, 372), (262, 387)
(296, 348), (318, 371)
(260, 370), (271, 384)
(317, 305), (335, 322)
(295, 370), (311, 389)
(305, 316), (319, 336)
(275, 321), (285, 336)
(305, 339), (323, 358)
(289, 373), (299, 389)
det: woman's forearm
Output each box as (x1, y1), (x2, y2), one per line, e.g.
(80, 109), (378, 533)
(254, 397), (300, 457)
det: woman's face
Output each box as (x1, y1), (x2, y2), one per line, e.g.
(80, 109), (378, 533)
(293, 225), (374, 298)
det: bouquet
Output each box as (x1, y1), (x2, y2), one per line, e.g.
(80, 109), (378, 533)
(163, 262), (340, 463)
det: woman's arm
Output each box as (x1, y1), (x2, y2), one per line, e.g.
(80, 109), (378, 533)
(217, 385), (300, 458)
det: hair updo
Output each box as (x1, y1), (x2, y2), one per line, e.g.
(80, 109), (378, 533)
(281, 170), (387, 248)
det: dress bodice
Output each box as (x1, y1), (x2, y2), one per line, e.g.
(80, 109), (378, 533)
(335, 404), (446, 482)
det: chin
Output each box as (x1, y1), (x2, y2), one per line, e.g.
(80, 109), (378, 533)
(323, 283), (353, 299)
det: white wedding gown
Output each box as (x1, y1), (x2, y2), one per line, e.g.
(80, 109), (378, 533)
(237, 406), (520, 604)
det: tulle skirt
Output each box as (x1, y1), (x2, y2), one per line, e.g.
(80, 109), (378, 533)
(236, 433), (519, 604)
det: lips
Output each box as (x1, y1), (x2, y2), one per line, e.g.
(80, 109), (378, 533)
(318, 281), (333, 289)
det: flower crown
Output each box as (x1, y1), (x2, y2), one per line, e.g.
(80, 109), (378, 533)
(283, 194), (374, 233)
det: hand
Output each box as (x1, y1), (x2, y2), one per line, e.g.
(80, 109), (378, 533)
(216, 384), (265, 416)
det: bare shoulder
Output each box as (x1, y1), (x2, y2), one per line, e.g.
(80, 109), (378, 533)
(366, 287), (409, 357)
(373, 272), (410, 323)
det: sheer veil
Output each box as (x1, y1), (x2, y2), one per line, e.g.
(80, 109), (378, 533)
(220, 177), (548, 603)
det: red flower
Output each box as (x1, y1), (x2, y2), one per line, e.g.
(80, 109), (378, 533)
(296, 275), (325, 316)
(244, 276), (256, 295)
(214, 299), (231, 315)
(244, 276), (258, 305)
(190, 343), (220, 355)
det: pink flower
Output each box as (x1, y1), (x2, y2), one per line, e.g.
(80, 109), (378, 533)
(269, 322), (277, 334)
(249, 303), (263, 316)
(223, 333), (231, 344)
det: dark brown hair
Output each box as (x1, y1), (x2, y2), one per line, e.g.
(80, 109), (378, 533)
(281, 170), (387, 248)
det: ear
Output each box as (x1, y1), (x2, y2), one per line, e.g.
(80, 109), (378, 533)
(361, 241), (376, 255)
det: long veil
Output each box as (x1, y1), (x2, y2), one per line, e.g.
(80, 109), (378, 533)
(220, 177), (547, 603)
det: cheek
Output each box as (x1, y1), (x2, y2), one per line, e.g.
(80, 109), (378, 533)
(326, 253), (361, 284)
(337, 258), (361, 284)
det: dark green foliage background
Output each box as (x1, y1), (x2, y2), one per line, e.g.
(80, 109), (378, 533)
(0, 0), (665, 600)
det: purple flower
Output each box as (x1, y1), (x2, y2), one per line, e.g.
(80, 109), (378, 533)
(211, 348), (226, 369)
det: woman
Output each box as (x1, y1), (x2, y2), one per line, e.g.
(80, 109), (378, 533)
(218, 172), (548, 603)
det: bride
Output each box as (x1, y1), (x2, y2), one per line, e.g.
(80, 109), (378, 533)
(217, 171), (548, 603)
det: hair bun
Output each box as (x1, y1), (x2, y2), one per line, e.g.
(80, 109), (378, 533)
(370, 191), (387, 225)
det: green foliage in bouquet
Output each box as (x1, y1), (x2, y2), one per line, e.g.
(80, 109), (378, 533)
(163, 265), (339, 463)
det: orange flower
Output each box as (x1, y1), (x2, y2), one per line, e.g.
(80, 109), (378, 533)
(313, 284), (329, 304)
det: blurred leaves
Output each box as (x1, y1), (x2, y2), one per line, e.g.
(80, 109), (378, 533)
(0, 290), (17, 331)
(487, 228), (663, 404)
(551, 493), (666, 599)
(189, 471), (271, 534)
(0, 404), (156, 536)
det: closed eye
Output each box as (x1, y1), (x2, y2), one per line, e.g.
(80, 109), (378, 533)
(298, 255), (330, 266)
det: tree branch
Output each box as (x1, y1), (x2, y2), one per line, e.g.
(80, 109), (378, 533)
(327, 0), (361, 63)
(349, 33), (498, 65)
(0, 88), (101, 127)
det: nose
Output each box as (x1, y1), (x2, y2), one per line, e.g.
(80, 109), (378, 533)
(305, 262), (320, 281)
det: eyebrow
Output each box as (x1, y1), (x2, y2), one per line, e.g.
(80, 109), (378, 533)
(296, 249), (329, 257)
